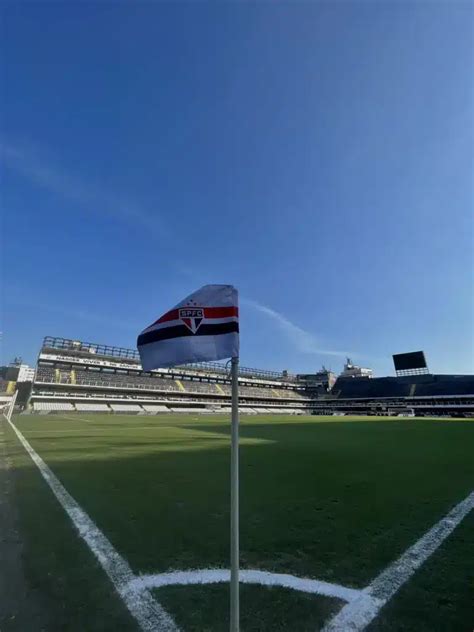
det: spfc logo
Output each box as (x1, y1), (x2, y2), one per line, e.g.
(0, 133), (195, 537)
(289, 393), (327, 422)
(179, 308), (204, 334)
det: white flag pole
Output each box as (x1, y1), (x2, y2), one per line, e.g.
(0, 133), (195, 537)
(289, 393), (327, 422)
(230, 355), (240, 632)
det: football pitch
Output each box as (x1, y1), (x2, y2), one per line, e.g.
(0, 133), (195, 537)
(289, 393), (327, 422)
(2, 413), (474, 631)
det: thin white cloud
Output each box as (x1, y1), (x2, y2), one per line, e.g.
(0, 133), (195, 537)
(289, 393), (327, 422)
(4, 286), (137, 332)
(242, 297), (352, 358)
(1, 140), (164, 233)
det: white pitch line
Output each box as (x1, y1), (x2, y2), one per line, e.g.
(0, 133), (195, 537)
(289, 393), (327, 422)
(5, 417), (179, 632)
(24, 427), (169, 433)
(63, 414), (97, 424)
(21, 429), (102, 434)
(128, 568), (363, 603)
(322, 489), (474, 631)
(61, 415), (170, 431)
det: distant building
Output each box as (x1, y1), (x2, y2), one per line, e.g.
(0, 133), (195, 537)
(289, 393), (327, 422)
(17, 364), (35, 382)
(297, 368), (337, 392)
(340, 358), (373, 378)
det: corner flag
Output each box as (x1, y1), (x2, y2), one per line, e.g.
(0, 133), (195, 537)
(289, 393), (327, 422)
(137, 283), (241, 631)
(137, 284), (239, 370)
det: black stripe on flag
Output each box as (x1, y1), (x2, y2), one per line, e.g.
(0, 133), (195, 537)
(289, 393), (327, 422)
(137, 321), (239, 346)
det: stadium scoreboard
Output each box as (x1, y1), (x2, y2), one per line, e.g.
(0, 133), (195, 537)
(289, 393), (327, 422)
(392, 351), (428, 376)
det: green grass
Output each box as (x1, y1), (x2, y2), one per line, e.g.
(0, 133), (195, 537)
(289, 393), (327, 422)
(3, 413), (474, 631)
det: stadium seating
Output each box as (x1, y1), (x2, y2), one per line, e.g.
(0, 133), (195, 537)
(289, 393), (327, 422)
(33, 401), (75, 411)
(333, 377), (412, 399)
(141, 404), (170, 413)
(36, 367), (56, 383)
(74, 370), (180, 392)
(75, 403), (110, 412)
(333, 375), (474, 401)
(31, 336), (474, 419)
(180, 380), (222, 394)
(413, 376), (474, 397)
(42, 368), (308, 405)
(109, 403), (143, 413)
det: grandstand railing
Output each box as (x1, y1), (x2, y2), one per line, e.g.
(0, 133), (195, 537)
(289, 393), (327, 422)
(41, 336), (295, 381)
(43, 336), (139, 360)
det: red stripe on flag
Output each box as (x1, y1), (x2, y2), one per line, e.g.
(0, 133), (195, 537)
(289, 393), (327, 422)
(150, 305), (238, 327)
(203, 306), (239, 319)
(155, 309), (179, 324)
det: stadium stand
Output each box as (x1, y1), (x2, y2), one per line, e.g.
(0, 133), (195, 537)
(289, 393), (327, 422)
(29, 337), (311, 415)
(25, 336), (474, 418)
(333, 377), (412, 399)
(412, 375), (474, 397)
(310, 373), (474, 417)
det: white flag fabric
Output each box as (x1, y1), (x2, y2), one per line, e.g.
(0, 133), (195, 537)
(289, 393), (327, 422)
(137, 284), (239, 370)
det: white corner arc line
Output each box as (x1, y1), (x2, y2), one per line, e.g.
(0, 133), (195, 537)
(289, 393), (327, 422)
(5, 417), (179, 632)
(128, 568), (363, 603)
(322, 489), (474, 631)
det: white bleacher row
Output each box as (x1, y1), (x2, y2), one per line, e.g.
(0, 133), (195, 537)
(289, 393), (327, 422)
(141, 404), (169, 413)
(31, 400), (307, 415)
(33, 402), (75, 411)
(75, 403), (110, 412)
(31, 386), (309, 408)
(110, 403), (143, 413)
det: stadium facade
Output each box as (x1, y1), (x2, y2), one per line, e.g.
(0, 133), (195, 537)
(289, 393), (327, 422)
(29, 337), (310, 415)
(8, 336), (474, 417)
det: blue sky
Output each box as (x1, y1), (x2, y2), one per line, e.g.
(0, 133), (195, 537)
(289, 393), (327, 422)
(1, 1), (473, 376)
